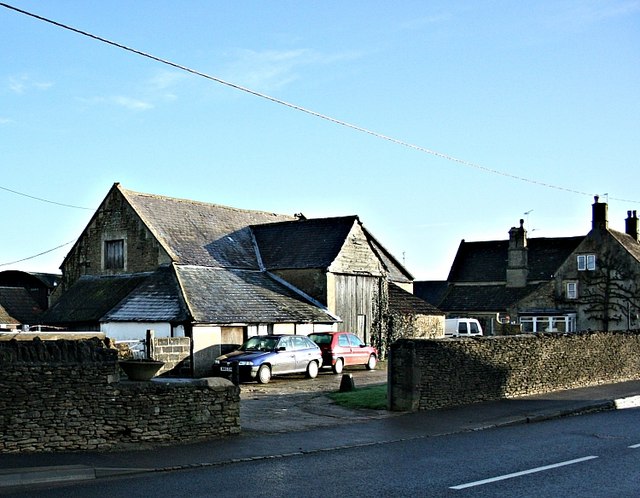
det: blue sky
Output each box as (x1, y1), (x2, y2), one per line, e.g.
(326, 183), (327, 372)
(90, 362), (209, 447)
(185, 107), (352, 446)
(1, 1), (639, 279)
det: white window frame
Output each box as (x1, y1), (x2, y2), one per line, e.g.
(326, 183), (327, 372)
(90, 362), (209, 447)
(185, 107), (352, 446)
(577, 254), (596, 271)
(520, 314), (576, 333)
(566, 281), (578, 299)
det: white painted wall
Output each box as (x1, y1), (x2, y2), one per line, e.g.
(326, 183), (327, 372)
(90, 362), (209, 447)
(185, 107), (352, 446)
(100, 322), (172, 341)
(192, 325), (221, 377)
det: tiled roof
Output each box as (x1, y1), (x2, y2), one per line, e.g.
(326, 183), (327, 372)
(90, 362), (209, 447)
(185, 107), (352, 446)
(437, 283), (544, 313)
(448, 236), (584, 282)
(41, 273), (151, 325)
(252, 216), (357, 269)
(104, 267), (188, 322)
(0, 287), (43, 324)
(120, 185), (295, 268)
(175, 265), (337, 324)
(388, 283), (443, 315)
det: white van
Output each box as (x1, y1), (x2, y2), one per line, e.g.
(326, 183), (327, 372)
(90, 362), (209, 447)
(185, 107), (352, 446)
(444, 318), (483, 338)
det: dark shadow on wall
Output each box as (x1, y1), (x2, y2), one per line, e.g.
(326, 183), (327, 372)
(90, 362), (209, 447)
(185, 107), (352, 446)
(389, 339), (511, 411)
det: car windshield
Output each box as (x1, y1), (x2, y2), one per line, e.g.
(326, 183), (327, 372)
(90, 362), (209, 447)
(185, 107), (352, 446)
(309, 334), (331, 345)
(241, 336), (280, 352)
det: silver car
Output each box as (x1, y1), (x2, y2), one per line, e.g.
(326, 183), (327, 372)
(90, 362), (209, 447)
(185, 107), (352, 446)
(213, 334), (323, 384)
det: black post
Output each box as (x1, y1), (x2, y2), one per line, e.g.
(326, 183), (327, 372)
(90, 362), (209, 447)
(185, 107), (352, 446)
(231, 362), (240, 386)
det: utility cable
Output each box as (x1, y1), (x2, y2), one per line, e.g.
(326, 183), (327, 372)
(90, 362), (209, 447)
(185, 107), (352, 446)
(0, 185), (93, 210)
(0, 240), (73, 267)
(1, 2), (637, 205)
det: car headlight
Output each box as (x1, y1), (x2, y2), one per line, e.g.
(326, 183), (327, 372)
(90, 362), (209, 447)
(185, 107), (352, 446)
(213, 359), (220, 365)
(238, 360), (253, 366)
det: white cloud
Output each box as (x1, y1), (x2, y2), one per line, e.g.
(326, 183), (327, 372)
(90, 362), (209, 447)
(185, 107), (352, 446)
(112, 96), (154, 111)
(7, 74), (54, 94)
(147, 70), (187, 91)
(0, 117), (12, 125)
(221, 48), (362, 92)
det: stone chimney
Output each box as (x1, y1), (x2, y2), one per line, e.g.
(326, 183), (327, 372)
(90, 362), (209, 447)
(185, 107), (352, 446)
(592, 195), (608, 231)
(506, 219), (528, 288)
(626, 210), (639, 242)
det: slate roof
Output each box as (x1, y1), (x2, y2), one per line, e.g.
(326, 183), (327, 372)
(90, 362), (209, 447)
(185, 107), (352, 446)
(388, 283), (443, 315)
(119, 185), (295, 269)
(368, 235), (413, 283)
(0, 270), (60, 289)
(0, 287), (44, 324)
(610, 230), (640, 263)
(447, 236), (584, 282)
(252, 216), (357, 269)
(436, 283), (546, 313)
(0, 303), (18, 325)
(175, 265), (337, 324)
(41, 273), (152, 325)
(103, 267), (188, 322)
(413, 281), (449, 307)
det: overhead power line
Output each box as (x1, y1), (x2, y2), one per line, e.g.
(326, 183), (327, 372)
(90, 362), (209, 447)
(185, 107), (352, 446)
(1, 2), (637, 205)
(0, 240), (73, 267)
(0, 185), (93, 210)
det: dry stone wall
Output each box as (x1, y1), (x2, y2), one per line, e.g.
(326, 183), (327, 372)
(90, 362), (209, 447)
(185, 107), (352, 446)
(0, 338), (239, 453)
(389, 331), (640, 411)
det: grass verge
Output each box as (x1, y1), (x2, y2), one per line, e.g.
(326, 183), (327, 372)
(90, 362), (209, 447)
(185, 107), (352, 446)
(328, 384), (388, 410)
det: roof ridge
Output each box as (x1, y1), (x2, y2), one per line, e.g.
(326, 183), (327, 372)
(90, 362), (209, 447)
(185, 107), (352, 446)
(118, 184), (293, 219)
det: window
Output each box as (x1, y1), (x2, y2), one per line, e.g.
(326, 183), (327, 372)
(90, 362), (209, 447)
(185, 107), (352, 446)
(577, 254), (596, 271)
(347, 334), (363, 347)
(566, 281), (578, 299)
(338, 335), (350, 347)
(519, 315), (576, 333)
(104, 239), (124, 269)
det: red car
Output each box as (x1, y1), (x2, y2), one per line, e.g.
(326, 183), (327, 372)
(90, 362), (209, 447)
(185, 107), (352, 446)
(308, 331), (378, 374)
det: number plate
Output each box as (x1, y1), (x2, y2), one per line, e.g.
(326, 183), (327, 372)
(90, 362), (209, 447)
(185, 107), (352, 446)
(220, 366), (232, 372)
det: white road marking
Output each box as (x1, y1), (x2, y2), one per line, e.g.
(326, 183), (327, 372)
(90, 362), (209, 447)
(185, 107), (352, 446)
(450, 456), (599, 490)
(615, 396), (640, 409)
(629, 443), (640, 449)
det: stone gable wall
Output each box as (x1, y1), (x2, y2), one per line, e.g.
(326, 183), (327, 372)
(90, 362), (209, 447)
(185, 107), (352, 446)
(389, 332), (640, 411)
(0, 339), (239, 454)
(59, 190), (170, 294)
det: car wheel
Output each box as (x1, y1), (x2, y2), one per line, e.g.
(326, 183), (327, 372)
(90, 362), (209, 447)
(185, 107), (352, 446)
(257, 364), (271, 384)
(306, 360), (319, 379)
(332, 358), (344, 374)
(366, 354), (377, 370)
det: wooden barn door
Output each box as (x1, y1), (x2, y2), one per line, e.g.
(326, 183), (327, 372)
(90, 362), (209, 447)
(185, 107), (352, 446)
(334, 274), (380, 342)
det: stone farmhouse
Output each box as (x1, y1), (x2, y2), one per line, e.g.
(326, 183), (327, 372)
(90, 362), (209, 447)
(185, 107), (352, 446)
(41, 183), (437, 375)
(415, 197), (640, 335)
